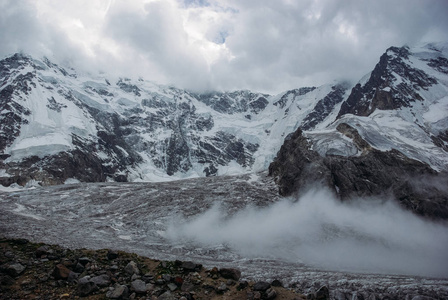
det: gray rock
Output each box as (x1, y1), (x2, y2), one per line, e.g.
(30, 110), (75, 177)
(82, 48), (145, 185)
(146, 282), (155, 292)
(181, 281), (195, 292)
(157, 291), (176, 300)
(412, 296), (436, 300)
(0, 262), (26, 277)
(107, 284), (129, 299)
(131, 273), (140, 281)
(181, 261), (202, 272)
(217, 283), (228, 293)
(107, 250), (118, 260)
(162, 274), (171, 282)
(78, 276), (99, 297)
(78, 257), (91, 265)
(315, 285), (329, 299)
(67, 271), (78, 284)
(253, 281), (271, 292)
(35, 246), (50, 258)
(131, 279), (147, 293)
(265, 287), (277, 300)
(167, 282), (177, 291)
(90, 274), (111, 287)
(271, 279), (282, 287)
(219, 268), (241, 280)
(74, 262), (85, 273)
(124, 261), (139, 275)
(333, 291), (350, 300)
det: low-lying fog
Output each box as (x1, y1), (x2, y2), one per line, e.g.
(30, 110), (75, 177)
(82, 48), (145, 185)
(166, 188), (448, 278)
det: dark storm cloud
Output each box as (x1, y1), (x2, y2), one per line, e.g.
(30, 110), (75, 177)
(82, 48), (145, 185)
(1, 0), (447, 93)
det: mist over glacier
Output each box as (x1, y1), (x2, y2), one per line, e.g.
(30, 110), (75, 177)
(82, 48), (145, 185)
(166, 187), (448, 278)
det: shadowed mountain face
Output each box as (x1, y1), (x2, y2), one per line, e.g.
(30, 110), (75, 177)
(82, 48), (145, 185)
(268, 127), (448, 220)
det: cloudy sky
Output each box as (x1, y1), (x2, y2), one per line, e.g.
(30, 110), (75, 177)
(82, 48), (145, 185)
(1, 0), (447, 94)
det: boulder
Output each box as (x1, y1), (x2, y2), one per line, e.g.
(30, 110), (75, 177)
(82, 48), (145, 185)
(0, 262), (26, 277)
(90, 274), (111, 287)
(52, 264), (71, 280)
(131, 279), (147, 294)
(107, 284), (129, 299)
(253, 281), (271, 292)
(124, 261), (139, 275)
(78, 277), (98, 297)
(219, 268), (241, 280)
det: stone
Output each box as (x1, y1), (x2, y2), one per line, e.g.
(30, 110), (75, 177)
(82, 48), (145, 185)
(265, 287), (277, 300)
(217, 283), (228, 293)
(90, 274), (111, 287)
(107, 284), (129, 299)
(131, 279), (147, 294)
(52, 264), (71, 280)
(181, 261), (202, 272)
(0, 274), (15, 286)
(237, 280), (249, 290)
(271, 279), (283, 287)
(145, 283), (155, 292)
(131, 274), (140, 281)
(35, 246), (50, 258)
(162, 274), (171, 282)
(315, 286), (329, 300)
(124, 261), (140, 275)
(0, 262), (26, 277)
(107, 250), (119, 260)
(67, 271), (78, 284)
(333, 291), (350, 300)
(78, 277), (99, 297)
(181, 281), (195, 292)
(167, 283), (177, 291)
(158, 291), (176, 300)
(253, 281), (271, 292)
(78, 257), (91, 266)
(219, 268), (241, 280)
(74, 262), (85, 273)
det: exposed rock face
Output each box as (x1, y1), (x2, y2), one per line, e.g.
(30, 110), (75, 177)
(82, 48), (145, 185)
(338, 46), (437, 118)
(268, 128), (332, 196)
(301, 83), (349, 131)
(269, 126), (448, 219)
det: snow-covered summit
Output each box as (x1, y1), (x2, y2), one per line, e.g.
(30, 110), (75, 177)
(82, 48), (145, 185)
(0, 42), (447, 186)
(0, 52), (350, 185)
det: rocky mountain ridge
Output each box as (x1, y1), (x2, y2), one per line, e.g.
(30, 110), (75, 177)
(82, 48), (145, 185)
(0, 53), (350, 186)
(0, 42), (447, 189)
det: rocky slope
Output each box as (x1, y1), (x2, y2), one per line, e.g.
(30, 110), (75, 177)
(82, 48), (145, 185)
(1, 235), (446, 299)
(269, 42), (448, 219)
(268, 127), (448, 219)
(0, 237), (303, 300)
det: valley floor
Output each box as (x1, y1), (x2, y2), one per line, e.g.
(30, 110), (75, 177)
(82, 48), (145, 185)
(1, 173), (448, 299)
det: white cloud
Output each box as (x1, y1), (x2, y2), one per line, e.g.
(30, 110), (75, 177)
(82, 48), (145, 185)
(1, 0), (447, 93)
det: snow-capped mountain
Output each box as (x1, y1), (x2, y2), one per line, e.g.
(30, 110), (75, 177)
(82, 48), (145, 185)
(0, 42), (447, 187)
(0, 53), (350, 186)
